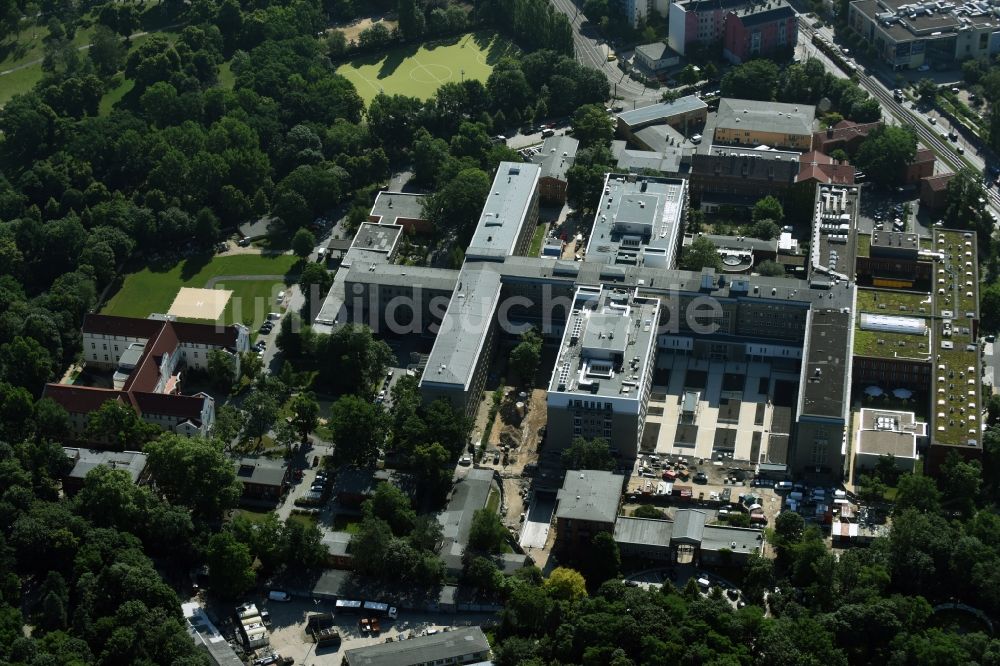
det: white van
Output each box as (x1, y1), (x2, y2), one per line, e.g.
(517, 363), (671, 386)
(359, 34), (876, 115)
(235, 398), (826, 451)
(697, 577), (711, 589)
(774, 481), (793, 491)
(267, 312), (281, 321)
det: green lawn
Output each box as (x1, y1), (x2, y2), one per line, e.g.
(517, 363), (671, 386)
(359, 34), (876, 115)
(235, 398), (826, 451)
(99, 78), (134, 116)
(218, 60), (236, 88)
(853, 326), (930, 360)
(287, 513), (318, 529)
(102, 253), (301, 329)
(486, 486), (500, 515)
(332, 515), (362, 534)
(336, 31), (517, 106)
(235, 508), (275, 524)
(528, 224), (547, 257)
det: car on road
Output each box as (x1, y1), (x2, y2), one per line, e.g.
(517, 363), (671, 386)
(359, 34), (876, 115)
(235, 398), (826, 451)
(267, 590), (292, 602)
(458, 455), (472, 466)
(918, 64), (931, 72)
(928, 116), (936, 125)
(493, 452), (501, 464)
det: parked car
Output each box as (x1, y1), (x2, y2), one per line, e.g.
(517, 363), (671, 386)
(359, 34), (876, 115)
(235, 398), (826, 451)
(268, 590), (292, 602)
(458, 456), (472, 466)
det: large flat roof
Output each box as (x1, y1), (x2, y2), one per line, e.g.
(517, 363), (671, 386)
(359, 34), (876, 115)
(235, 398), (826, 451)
(549, 286), (660, 400)
(799, 308), (853, 420)
(420, 264), (502, 390)
(585, 174), (687, 268)
(614, 512), (763, 552)
(343, 626), (490, 666)
(556, 470), (624, 524)
(617, 96), (707, 129)
(369, 191), (427, 224)
(466, 162), (540, 261)
(716, 98), (816, 137)
(343, 222), (402, 268)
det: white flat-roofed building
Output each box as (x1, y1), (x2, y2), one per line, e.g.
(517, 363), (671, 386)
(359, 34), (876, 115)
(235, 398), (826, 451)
(466, 162), (540, 262)
(586, 174), (688, 269)
(547, 285), (661, 458)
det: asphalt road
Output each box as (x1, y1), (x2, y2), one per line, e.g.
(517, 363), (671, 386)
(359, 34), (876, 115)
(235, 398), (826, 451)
(549, 0), (660, 105)
(797, 18), (1000, 214)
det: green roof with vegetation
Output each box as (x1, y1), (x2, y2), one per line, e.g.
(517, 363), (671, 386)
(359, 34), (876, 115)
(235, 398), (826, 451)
(931, 229), (981, 447)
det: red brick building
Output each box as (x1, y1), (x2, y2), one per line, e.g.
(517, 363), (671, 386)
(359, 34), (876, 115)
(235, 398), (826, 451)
(920, 173), (954, 210)
(904, 148), (936, 184)
(811, 120), (882, 155)
(723, 1), (797, 64)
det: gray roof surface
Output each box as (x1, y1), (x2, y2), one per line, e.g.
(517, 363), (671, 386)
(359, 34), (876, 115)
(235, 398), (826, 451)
(183, 603), (244, 666)
(633, 124), (690, 153)
(369, 191), (427, 223)
(320, 529), (353, 557)
(556, 470), (624, 524)
(672, 508), (707, 542)
(613, 512), (763, 552)
(438, 467), (493, 559)
(614, 516), (673, 548)
(343, 223), (402, 268)
(799, 308), (853, 420)
(635, 41), (670, 61)
(617, 96), (708, 129)
(420, 265), (502, 389)
(343, 626), (490, 666)
(64, 448), (148, 482)
(858, 430), (917, 457)
(549, 287), (660, 400)
(702, 234), (778, 253)
(118, 343), (146, 368)
(716, 98), (816, 137)
(345, 264), (459, 292)
(234, 457), (287, 487)
(532, 135), (579, 182)
(585, 174), (687, 268)
(466, 162), (540, 260)
(732, 1), (795, 27)
(616, 146), (689, 175)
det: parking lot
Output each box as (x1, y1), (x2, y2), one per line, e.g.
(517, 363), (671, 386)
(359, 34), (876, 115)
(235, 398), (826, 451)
(855, 185), (933, 237)
(260, 598), (496, 665)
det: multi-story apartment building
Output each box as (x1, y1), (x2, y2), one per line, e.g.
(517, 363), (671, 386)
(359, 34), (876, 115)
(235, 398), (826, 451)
(723, 0), (797, 63)
(669, 0), (748, 54)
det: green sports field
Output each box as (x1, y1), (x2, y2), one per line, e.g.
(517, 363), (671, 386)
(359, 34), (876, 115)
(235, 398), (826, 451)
(336, 31), (517, 105)
(102, 253), (301, 328)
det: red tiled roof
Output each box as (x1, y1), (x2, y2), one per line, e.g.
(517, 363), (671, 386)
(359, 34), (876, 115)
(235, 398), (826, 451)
(124, 322), (178, 392)
(922, 173), (954, 191)
(131, 392), (206, 420)
(42, 384), (126, 414)
(796, 151), (855, 185)
(83, 314), (163, 340)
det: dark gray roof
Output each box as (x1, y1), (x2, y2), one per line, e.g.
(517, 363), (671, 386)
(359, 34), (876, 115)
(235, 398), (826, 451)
(532, 135), (579, 182)
(799, 308), (853, 420)
(556, 470), (624, 524)
(345, 264), (459, 292)
(64, 448), (147, 483)
(691, 151), (800, 183)
(344, 626), (490, 666)
(731, 1), (795, 28)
